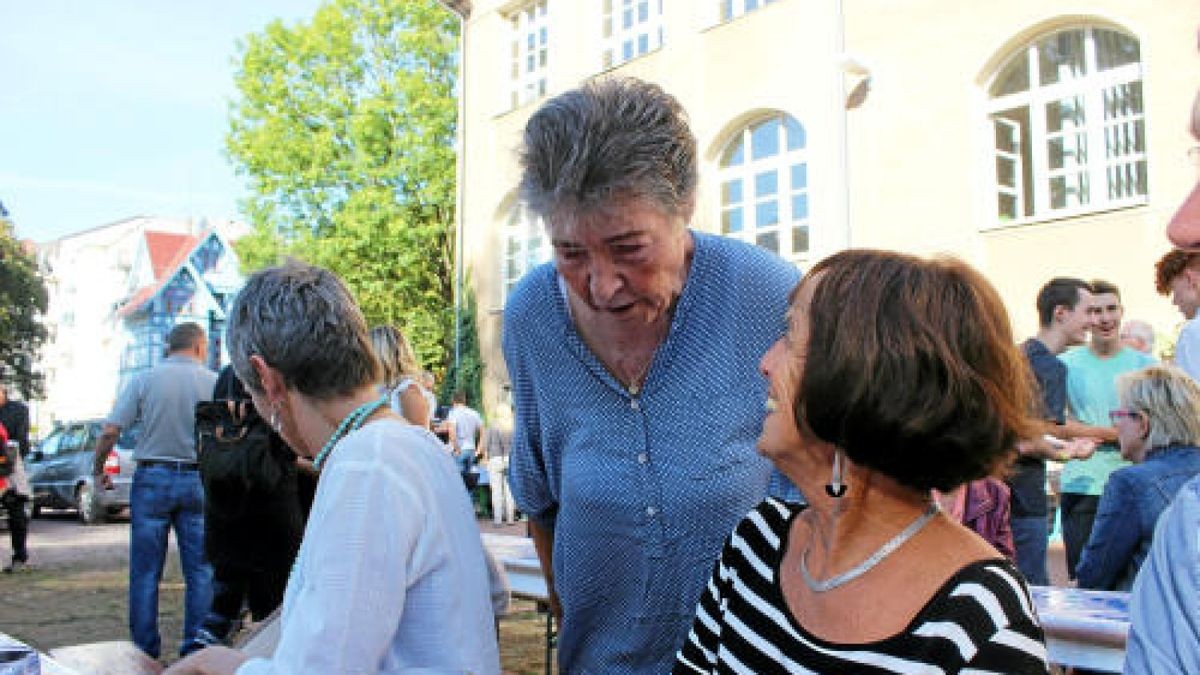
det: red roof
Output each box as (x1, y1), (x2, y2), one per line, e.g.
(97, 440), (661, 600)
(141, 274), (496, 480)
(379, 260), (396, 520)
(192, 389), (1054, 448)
(116, 230), (205, 318)
(144, 232), (199, 281)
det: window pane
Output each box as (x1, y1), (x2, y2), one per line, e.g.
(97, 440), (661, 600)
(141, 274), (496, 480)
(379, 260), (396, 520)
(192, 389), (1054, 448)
(638, 1), (648, 22)
(747, 0), (759, 9)
(754, 171), (778, 198)
(996, 156), (1017, 188)
(721, 137), (745, 167)
(783, 116), (805, 150)
(756, 231), (779, 252)
(721, 0), (733, 21)
(990, 49), (1030, 96)
(1049, 172), (1090, 209)
(790, 163), (807, 190)
(998, 193), (1018, 220)
(1047, 133), (1087, 170)
(1095, 29), (1140, 71)
(791, 194), (809, 220)
(1038, 30), (1086, 85)
(791, 225), (809, 253)
(1104, 81), (1143, 120)
(1045, 96), (1085, 133)
(1107, 160), (1147, 200)
(722, 208), (743, 234)
(756, 200), (779, 226)
(722, 179), (743, 204)
(750, 117), (781, 160)
(638, 33), (648, 54)
(1105, 119), (1144, 159)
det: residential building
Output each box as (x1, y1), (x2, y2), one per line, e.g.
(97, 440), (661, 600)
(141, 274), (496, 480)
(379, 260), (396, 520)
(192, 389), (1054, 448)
(36, 216), (246, 428)
(453, 0), (1198, 412)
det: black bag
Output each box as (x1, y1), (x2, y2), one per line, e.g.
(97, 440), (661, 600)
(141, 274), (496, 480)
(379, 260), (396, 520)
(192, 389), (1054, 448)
(0, 441), (15, 478)
(195, 396), (288, 520)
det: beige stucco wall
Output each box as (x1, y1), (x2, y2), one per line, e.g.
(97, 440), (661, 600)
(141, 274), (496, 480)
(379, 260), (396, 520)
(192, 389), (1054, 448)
(458, 0), (1200, 414)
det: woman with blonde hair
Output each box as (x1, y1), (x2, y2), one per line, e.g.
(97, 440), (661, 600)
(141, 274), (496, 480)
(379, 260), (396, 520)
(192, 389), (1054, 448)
(1076, 365), (1200, 590)
(370, 325), (430, 428)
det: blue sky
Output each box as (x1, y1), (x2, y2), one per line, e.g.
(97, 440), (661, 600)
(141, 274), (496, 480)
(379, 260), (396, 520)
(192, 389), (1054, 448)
(1, 0), (327, 242)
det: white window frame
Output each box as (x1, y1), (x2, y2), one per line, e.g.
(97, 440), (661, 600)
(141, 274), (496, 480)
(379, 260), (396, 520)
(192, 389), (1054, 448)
(985, 26), (1146, 227)
(717, 113), (810, 265)
(509, 0), (550, 110)
(501, 202), (551, 300)
(718, 0), (777, 23)
(602, 0), (664, 70)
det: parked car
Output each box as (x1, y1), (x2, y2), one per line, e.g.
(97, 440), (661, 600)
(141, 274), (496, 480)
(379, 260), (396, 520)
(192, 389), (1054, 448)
(25, 420), (137, 524)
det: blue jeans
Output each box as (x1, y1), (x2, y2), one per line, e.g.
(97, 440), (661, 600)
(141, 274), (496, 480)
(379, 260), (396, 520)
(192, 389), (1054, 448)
(129, 466), (212, 658)
(1010, 515), (1049, 586)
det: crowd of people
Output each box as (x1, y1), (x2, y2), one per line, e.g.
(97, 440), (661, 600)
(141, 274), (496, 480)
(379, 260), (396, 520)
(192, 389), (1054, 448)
(2, 50), (1200, 675)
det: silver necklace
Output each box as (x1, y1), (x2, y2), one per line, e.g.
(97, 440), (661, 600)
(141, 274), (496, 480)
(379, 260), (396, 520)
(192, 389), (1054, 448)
(799, 503), (939, 593)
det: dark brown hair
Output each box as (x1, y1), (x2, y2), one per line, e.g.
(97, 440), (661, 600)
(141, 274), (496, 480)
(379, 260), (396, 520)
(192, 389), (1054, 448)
(1155, 249), (1200, 294)
(798, 249), (1036, 492)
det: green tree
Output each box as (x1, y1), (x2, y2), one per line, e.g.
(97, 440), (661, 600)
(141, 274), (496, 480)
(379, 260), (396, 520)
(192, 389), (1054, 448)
(439, 283), (482, 409)
(227, 0), (458, 370)
(0, 217), (49, 398)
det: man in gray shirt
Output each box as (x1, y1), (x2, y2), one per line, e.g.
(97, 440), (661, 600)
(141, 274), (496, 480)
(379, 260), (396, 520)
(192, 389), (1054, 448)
(93, 322), (217, 659)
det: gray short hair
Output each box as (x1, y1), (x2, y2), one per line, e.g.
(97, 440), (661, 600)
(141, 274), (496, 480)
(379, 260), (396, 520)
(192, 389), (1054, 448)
(1119, 365), (1200, 450)
(227, 261), (379, 400)
(519, 77), (697, 222)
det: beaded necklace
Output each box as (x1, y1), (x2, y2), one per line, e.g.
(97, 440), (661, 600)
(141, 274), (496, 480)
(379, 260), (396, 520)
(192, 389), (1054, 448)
(312, 396), (389, 471)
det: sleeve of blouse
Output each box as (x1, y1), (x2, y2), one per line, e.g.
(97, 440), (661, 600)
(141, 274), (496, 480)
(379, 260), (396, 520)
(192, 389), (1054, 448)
(502, 327), (557, 529)
(960, 566), (1051, 674)
(673, 537), (734, 674)
(1075, 470), (1139, 590)
(245, 456), (422, 674)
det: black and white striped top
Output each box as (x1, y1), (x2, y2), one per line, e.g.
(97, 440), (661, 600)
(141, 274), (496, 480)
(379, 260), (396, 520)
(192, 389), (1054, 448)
(674, 499), (1050, 674)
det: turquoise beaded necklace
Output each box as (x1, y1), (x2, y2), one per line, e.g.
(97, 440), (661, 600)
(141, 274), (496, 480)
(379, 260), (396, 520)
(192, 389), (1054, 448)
(312, 395), (389, 471)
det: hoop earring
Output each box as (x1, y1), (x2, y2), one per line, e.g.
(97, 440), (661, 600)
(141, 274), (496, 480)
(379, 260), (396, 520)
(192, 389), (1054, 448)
(825, 450), (847, 498)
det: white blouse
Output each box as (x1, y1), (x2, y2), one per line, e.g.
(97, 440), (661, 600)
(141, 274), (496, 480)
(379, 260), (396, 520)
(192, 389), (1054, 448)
(238, 420), (499, 674)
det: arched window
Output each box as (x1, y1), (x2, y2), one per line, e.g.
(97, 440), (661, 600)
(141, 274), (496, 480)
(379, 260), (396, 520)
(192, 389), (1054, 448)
(986, 26), (1145, 223)
(501, 202), (551, 298)
(717, 113), (809, 262)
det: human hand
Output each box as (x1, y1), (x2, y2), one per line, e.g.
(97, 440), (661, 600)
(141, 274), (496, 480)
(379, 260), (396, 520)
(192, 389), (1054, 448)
(1064, 438), (1098, 461)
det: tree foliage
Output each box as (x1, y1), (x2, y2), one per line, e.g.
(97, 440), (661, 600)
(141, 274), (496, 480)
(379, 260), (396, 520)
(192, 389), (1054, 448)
(439, 282), (482, 410)
(0, 218), (49, 398)
(227, 0), (459, 372)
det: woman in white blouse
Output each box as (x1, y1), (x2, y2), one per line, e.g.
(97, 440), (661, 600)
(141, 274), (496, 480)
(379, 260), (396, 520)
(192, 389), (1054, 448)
(168, 261), (499, 674)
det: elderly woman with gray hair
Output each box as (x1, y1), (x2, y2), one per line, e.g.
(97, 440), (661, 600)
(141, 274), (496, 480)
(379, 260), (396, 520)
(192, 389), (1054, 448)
(1075, 365), (1200, 590)
(167, 262), (499, 674)
(502, 76), (800, 672)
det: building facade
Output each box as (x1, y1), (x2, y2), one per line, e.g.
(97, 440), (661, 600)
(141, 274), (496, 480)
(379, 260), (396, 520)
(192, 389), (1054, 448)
(455, 0), (1200, 412)
(36, 216), (246, 429)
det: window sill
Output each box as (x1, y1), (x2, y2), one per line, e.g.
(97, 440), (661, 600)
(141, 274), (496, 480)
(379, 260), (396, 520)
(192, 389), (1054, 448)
(979, 199), (1148, 233)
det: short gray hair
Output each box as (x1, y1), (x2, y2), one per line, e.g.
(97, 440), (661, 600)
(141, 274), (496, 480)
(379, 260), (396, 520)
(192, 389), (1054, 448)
(227, 261), (379, 400)
(1119, 365), (1200, 450)
(519, 77), (697, 222)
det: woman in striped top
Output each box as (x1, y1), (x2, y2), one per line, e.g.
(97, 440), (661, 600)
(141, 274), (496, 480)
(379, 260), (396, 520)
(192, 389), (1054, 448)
(676, 250), (1050, 674)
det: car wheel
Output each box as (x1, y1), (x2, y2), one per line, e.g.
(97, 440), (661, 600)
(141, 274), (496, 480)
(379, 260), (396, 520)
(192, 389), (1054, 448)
(76, 483), (105, 525)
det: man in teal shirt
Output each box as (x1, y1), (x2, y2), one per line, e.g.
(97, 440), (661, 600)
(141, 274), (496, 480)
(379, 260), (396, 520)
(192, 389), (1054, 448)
(1060, 279), (1156, 579)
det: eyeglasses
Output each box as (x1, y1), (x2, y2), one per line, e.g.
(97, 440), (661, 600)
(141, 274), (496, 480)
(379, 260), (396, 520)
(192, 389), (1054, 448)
(1108, 409), (1141, 423)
